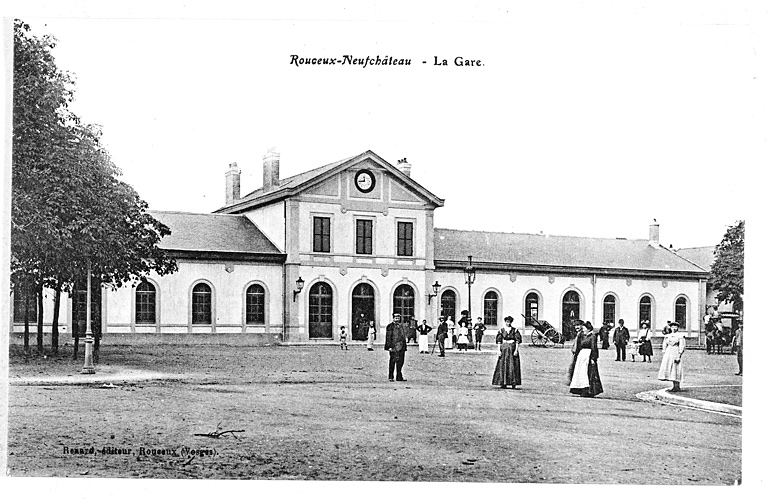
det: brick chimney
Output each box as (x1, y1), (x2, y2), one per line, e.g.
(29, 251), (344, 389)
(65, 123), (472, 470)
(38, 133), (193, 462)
(263, 148), (280, 190)
(649, 219), (660, 247)
(225, 162), (240, 205)
(396, 158), (412, 177)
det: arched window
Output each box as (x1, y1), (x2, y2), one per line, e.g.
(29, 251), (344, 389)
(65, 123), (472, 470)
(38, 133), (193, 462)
(562, 290), (581, 340)
(525, 292), (539, 326)
(393, 284), (415, 326)
(603, 295), (616, 326)
(135, 281), (156, 324)
(483, 291), (499, 326)
(246, 284), (266, 325)
(440, 289), (456, 322)
(13, 283), (38, 324)
(675, 297), (687, 330)
(192, 283), (212, 325)
(639, 295), (652, 328)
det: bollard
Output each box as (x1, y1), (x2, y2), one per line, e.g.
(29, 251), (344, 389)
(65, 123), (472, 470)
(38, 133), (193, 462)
(82, 333), (95, 374)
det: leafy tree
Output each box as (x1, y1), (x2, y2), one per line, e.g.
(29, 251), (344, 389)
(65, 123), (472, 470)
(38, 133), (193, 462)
(12, 21), (177, 355)
(710, 220), (744, 313)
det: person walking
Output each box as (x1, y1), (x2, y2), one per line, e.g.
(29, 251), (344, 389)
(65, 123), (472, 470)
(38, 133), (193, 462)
(436, 316), (448, 357)
(638, 321), (654, 362)
(613, 319), (630, 361)
(658, 322), (685, 392)
(567, 320), (603, 397)
(492, 316), (522, 389)
(599, 321), (612, 350)
(366, 320), (377, 351)
(732, 321), (743, 375)
(417, 319), (432, 354)
(473, 317), (486, 351)
(385, 313), (408, 382)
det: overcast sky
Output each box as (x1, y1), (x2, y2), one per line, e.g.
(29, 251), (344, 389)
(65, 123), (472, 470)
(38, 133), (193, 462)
(9, 2), (764, 249)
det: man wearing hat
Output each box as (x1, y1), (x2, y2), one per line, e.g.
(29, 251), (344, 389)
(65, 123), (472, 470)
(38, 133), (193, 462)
(613, 319), (630, 361)
(385, 312), (408, 381)
(436, 316), (448, 357)
(732, 321), (743, 375)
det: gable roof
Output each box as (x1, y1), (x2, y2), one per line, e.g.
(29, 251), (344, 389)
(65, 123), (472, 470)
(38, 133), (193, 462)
(150, 210), (284, 260)
(214, 150), (445, 214)
(434, 229), (709, 278)
(675, 246), (715, 272)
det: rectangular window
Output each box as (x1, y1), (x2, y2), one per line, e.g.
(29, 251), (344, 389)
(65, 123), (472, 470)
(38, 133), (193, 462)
(397, 221), (413, 257)
(135, 292), (156, 324)
(356, 219), (373, 255)
(313, 216), (331, 253)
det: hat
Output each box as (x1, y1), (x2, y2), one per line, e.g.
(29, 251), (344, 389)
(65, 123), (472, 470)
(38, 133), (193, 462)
(572, 319), (585, 326)
(584, 321), (594, 331)
(504, 316), (514, 322)
(669, 322), (679, 327)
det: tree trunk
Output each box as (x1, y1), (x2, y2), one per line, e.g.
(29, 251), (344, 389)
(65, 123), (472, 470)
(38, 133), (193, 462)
(36, 280), (44, 354)
(51, 277), (62, 354)
(23, 287), (30, 355)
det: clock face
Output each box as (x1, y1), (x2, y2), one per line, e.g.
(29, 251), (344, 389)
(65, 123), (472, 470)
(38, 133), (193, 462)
(355, 169), (376, 193)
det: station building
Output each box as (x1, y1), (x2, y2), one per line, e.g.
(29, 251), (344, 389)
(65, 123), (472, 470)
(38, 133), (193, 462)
(11, 150), (710, 345)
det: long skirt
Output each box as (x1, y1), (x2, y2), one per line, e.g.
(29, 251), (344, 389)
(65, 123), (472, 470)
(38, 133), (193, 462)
(568, 349), (603, 396)
(492, 344), (521, 387)
(367, 332), (375, 350)
(418, 334), (429, 353)
(639, 339), (653, 357)
(658, 350), (683, 382)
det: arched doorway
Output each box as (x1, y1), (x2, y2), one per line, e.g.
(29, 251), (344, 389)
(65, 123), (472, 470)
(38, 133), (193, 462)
(393, 284), (416, 342)
(309, 282), (333, 339)
(440, 290), (456, 322)
(351, 283), (375, 340)
(562, 290), (580, 340)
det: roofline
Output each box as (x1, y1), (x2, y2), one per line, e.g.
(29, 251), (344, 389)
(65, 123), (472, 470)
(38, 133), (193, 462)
(658, 245), (711, 273)
(163, 250), (286, 263)
(215, 150), (445, 214)
(434, 259), (709, 280)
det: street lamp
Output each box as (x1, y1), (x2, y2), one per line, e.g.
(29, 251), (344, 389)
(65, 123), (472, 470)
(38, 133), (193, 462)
(427, 281), (442, 304)
(293, 277), (305, 302)
(464, 256), (476, 348)
(81, 260), (95, 374)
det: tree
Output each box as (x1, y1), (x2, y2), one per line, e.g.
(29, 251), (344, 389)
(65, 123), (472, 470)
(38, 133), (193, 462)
(710, 220), (744, 313)
(12, 21), (177, 355)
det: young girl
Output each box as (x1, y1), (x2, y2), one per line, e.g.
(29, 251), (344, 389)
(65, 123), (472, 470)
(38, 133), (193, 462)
(339, 326), (348, 351)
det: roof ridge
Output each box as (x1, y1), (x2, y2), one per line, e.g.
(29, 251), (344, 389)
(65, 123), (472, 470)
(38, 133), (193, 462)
(150, 209), (244, 217)
(434, 227), (645, 242)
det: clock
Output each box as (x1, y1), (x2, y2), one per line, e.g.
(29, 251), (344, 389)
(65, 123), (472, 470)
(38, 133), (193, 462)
(354, 169), (376, 193)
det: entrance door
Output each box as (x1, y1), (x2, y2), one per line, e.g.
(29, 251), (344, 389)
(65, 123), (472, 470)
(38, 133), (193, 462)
(351, 283), (375, 340)
(562, 290), (580, 341)
(309, 282), (333, 339)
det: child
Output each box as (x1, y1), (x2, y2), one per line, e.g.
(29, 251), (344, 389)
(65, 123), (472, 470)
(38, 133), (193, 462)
(473, 317), (486, 351)
(339, 326), (348, 350)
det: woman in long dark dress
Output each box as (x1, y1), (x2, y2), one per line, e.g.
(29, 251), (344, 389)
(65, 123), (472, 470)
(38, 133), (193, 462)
(492, 316), (522, 388)
(567, 320), (603, 397)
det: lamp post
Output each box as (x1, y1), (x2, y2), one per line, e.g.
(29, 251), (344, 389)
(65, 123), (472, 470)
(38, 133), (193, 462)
(81, 261), (95, 374)
(464, 256), (476, 348)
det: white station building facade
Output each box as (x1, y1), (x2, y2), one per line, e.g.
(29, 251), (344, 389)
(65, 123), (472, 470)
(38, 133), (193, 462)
(11, 150), (710, 344)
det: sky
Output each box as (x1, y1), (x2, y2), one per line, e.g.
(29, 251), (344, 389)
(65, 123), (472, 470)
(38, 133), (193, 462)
(7, 2), (765, 251)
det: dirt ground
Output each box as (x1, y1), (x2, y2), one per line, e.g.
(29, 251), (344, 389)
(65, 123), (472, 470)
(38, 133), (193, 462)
(7, 343), (742, 483)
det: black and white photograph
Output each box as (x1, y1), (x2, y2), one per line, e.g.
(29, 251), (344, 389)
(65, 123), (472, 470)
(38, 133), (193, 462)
(1, 1), (764, 495)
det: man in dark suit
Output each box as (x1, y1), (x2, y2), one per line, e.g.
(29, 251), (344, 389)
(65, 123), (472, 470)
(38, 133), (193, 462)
(613, 319), (630, 361)
(598, 321), (612, 349)
(436, 316), (448, 357)
(385, 312), (408, 381)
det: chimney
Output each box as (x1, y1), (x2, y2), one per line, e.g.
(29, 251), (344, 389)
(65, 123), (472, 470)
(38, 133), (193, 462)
(396, 157), (412, 177)
(649, 219), (660, 247)
(263, 147), (280, 190)
(225, 162), (241, 205)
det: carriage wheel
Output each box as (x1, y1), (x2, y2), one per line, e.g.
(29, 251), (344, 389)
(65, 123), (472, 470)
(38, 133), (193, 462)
(531, 330), (545, 346)
(546, 328), (563, 345)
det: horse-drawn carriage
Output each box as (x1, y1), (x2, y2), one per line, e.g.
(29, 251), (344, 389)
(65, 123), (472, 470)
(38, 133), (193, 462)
(523, 315), (564, 347)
